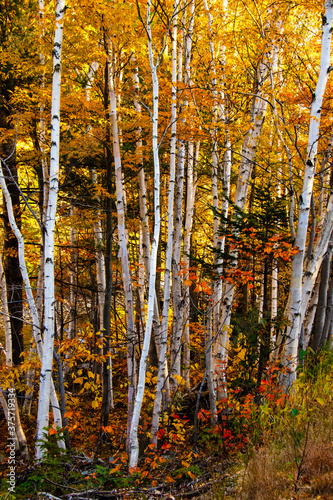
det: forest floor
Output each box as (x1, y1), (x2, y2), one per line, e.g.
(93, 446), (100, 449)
(1, 351), (333, 499)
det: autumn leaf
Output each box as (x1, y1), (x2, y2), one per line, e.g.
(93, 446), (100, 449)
(164, 476), (175, 483)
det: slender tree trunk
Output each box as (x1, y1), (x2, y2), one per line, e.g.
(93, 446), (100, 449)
(129, 0), (161, 468)
(171, 0), (195, 391)
(206, 309), (217, 425)
(310, 243), (333, 352)
(0, 156), (64, 446)
(101, 158), (114, 425)
(23, 0), (48, 416)
(133, 62), (161, 369)
(302, 274), (320, 350)
(36, 0), (66, 460)
(69, 203), (77, 340)
(181, 0), (196, 387)
(0, 104), (23, 368)
(0, 255), (28, 458)
(182, 141), (195, 385)
(322, 262), (333, 346)
(151, 0), (179, 444)
(109, 43), (136, 445)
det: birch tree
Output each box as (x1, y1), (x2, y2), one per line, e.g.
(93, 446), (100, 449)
(36, 0), (66, 460)
(129, 0), (161, 468)
(182, 0), (196, 386)
(109, 41), (136, 441)
(0, 255), (28, 458)
(151, 0), (179, 443)
(281, 0), (333, 387)
(171, 0), (195, 391)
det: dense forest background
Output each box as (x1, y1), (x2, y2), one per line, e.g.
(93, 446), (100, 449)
(1, 0), (333, 498)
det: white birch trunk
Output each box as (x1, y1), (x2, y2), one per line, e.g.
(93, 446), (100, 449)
(129, 0), (161, 468)
(0, 158), (64, 454)
(303, 274), (320, 350)
(281, 1), (333, 386)
(204, 0), (232, 401)
(311, 244), (333, 351)
(206, 309), (217, 425)
(171, 0), (195, 391)
(23, 0), (47, 417)
(110, 56), (136, 444)
(0, 254), (12, 368)
(85, 62), (106, 380)
(151, 0), (179, 443)
(203, 0), (223, 408)
(318, 133), (333, 220)
(36, 0), (65, 460)
(300, 198), (333, 326)
(69, 203), (77, 340)
(322, 266), (333, 346)
(0, 255), (29, 457)
(182, 140), (195, 386)
(270, 260), (278, 356)
(134, 64), (151, 283)
(171, 150), (185, 389)
(171, 1), (185, 389)
(182, 0), (196, 381)
(133, 63), (161, 358)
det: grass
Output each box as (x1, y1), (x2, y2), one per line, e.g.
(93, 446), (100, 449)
(228, 349), (333, 500)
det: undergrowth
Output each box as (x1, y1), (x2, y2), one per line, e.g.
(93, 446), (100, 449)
(1, 349), (333, 499)
(234, 348), (333, 500)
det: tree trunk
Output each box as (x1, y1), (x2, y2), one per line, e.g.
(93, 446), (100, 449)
(36, 0), (66, 460)
(0, 102), (23, 368)
(321, 262), (333, 346)
(151, 0), (179, 444)
(0, 255), (28, 458)
(109, 42), (136, 446)
(281, 1), (333, 386)
(129, 0), (161, 468)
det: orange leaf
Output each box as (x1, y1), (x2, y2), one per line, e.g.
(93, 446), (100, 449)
(48, 428), (57, 435)
(164, 475), (175, 483)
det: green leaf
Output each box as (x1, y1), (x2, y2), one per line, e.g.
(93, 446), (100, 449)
(299, 349), (307, 361)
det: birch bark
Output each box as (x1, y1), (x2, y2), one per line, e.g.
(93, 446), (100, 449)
(0, 157), (64, 454)
(171, 0), (195, 390)
(151, 0), (179, 443)
(36, 0), (65, 460)
(322, 264), (333, 346)
(133, 63), (161, 365)
(129, 0), (161, 467)
(0, 255), (28, 458)
(182, 0), (196, 387)
(109, 47), (136, 442)
(310, 244), (333, 351)
(281, 1), (333, 386)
